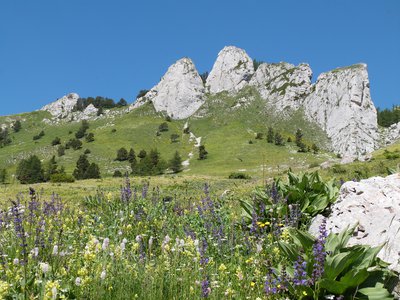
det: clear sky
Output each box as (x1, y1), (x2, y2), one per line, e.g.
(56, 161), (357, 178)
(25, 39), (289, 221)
(0, 0), (399, 116)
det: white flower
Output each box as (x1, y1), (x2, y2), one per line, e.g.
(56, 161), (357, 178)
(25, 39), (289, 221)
(31, 247), (39, 257)
(135, 235), (142, 243)
(149, 236), (154, 248)
(40, 262), (50, 274)
(13, 258), (19, 265)
(75, 277), (81, 286)
(102, 238), (109, 250)
(256, 243), (262, 253)
(100, 270), (106, 280)
(52, 245), (59, 255)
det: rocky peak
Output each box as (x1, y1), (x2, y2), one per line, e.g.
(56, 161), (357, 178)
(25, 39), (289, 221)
(131, 57), (205, 119)
(303, 64), (378, 159)
(250, 62), (312, 110)
(206, 46), (254, 94)
(40, 93), (79, 118)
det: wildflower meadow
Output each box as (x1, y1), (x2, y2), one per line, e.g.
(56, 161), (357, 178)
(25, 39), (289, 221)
(0, 172), (398, 299)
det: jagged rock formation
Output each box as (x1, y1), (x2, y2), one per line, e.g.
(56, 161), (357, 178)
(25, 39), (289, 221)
(382, 122), (400, 145)
(310, 174), (400, 272)
(206, 46), (254, 94)
(40, 93), (79, 118)
(249, 62), (312, 111)
(303, 65), (378, 159)
(131, 58), (205, 119)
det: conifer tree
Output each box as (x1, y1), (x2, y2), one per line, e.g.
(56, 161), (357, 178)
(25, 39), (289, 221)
(170, 151), (182, 173)
(267, 127), (274, 143)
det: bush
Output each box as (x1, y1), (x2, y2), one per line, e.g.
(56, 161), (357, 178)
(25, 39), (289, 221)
(0, 128), (11, 147)
(170, 133), (179, 143)
(169, 151), (182, 173)
(66, 139), (82, 150)
(84, 149), (91, 155)
(159, 122), (169, 132)
(13, 120), (21, 132)
(73, 155), (101, 180)
(33, 130), (45, 140)
(85, 133), (95, 142)
(52, 137), (61, 146)
(113, 170), (123, 177)
(136, 89), (149, 99)
(255, 132), (263, 140)
(229, 172), (250, 179)
(0, 168), (7, 183)
(50, 173), (75, 183)
(116, 147), (129, 161)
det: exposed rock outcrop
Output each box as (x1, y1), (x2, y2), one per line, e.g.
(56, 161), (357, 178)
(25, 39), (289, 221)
(206, 46), (254, 94)
(40, 93), (79, 118)
(249, 62), (312, 111)
(303, 64), (378, 159)
(382, 122), (400, 145)
(131, 58), (205, 119)
(310, 174), (400, 272)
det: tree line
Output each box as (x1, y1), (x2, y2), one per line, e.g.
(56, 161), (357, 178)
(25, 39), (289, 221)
(377, 106), (400, 127)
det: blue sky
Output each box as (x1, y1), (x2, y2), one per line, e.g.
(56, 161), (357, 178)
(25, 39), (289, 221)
(0, 0), (399, 116)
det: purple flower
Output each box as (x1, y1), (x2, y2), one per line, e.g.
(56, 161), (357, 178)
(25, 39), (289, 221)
(201, 278), (211, 298)
(293, 254), (308, 286)
(311, 218), (327, 283)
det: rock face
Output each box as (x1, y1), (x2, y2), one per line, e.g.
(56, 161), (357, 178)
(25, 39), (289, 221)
(132, 58), (205, 119)
(310, 174), (400, 272)
(303, 65), (378, 159)
(382, 122), (400, 146)
(206, 46), (254, 94)
(249, 62), (312, 111)
(40, 93), (79, 118)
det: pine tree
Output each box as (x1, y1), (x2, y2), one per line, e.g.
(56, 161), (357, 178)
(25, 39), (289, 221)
(311, 143), (319, 154)
(58, 145), (65, 157)
(86, 163), (101, 179)
(13, 120), (21, 132)
(138, 150), (147, 159)
(16, 155), (45, 184)
(52, 137), (61, 146)
(116, 147), (129, 161)
(199, 145), (208, 160)
(295, 129), (303, 147)
(170, 151), (182, 173)
(274, 132), (284, 146)
(267, 127), (274, 143)
(73, 155), (90, 180)
(45, 155), (58, 181)
(0, 169), (7, 184)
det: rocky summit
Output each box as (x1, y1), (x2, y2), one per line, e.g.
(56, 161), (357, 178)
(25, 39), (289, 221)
(304, 64), (378, 159)
(132, 58), (205, 119)
(206, 46), (254, 94)
(40, 93), (79, 118)
(41, 46), (392, 159)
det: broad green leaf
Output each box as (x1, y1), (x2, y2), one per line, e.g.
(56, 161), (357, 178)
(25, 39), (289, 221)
(357, 283), (393, 300)
(287, 228), (315, 250)
(277, 241), (299, 262)
(319, 278), (349, 295)
(339, 268), (369, 288)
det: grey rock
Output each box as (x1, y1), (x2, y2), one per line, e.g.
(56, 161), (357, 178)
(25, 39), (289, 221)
(310, 174), (400, 272)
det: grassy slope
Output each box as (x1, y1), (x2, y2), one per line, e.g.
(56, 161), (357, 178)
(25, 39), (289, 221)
(0, 87), (333, 180)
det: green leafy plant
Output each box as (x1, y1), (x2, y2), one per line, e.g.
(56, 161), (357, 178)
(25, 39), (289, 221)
(277, 225), (398, 299)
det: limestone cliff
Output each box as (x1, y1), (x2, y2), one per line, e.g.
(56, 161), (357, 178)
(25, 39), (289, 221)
(131, 58), (205, 119)
(303, 64), (378, 159)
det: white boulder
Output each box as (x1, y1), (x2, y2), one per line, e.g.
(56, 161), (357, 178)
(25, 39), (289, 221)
(206, 46), (254, 94)
(310, 174), (400, 272)
(131, 58), (205, 119)
(303, 64), (378, 159)
(40, 93), (79, 118)
(382, 122), (400, 146)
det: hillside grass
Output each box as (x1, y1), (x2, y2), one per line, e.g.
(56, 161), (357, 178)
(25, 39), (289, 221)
(0, 87), (334, 181)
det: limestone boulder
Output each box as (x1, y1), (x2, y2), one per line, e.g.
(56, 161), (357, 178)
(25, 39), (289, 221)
(40, 93), (79, 118)
(310, 174), (400, 272)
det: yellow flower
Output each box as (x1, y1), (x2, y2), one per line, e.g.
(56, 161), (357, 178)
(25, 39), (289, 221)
(218, 263), (227, 272)
(44, 280), (61, 300)
(0, 280), (10, 298)
(250, 281), (255, 287)
(303, 290), (307, 296)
